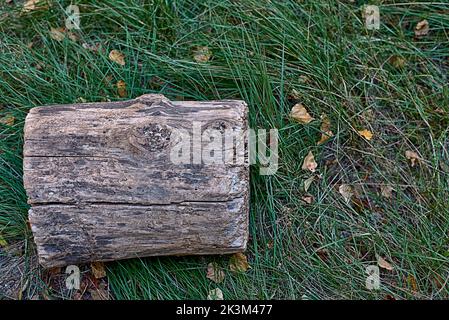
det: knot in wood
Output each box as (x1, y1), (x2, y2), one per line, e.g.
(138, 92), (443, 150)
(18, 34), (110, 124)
(210, 120), (228, 134)
(128, 123), (171, 153)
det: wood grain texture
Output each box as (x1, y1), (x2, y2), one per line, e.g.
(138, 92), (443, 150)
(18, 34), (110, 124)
(23, 94), (249, 268)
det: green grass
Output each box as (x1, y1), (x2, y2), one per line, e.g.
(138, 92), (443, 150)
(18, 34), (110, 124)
(1, 0), (449, 299)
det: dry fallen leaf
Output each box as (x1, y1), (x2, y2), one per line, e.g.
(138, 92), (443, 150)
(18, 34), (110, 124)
(303, 175), (315, 192)
(89, 282), (109, 300)
(49, 27), (65, 42)
(390, 55), (406, 69)
(302, 195), (314, 204)
(290, 103), (314, 124)
(380, 185), (394, 198)
(67, 32), (78, 42)
(193, 46), (212, 63)
(339, 184), (353, 204)
(82, 42), (100, 52)
(23, 0), (50, 12)
(206, 262), (225, 284)
(207, 288), (223, 300)
(433, 273), (445, 290)
(302, 151), (318, 173)
(317, 114), (334, 145)
(358, 129), (373, 141)
(415, 20), (429, 37)
(377, 255), (394, 271)
(91, 261), (106, 279)
(109, 49), (126, 66)
(405, 150), (421, 167)
(407, 274), (418, 293)
(229, 252), (250, 273)
(116, 80), (127, 98)
(0, 115), (15, 126)
(46, 267), (62, 277)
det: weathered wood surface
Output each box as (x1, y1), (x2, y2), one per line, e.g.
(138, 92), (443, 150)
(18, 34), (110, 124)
(23, 94), (249, 268)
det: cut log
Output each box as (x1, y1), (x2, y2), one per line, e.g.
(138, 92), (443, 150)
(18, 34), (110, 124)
(23, 94), (249, 268)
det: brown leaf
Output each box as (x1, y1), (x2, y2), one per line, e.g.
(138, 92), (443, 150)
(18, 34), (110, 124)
(290, 103), (314, 124)
(380, 185), (394, 198)
(89, 282), (109, 300)
(415, 20), (429, 37)
(82, 42), (100, 52)
(407, 274), (418, 293)
(206, 262), (225, 283)
(303, 175), (315, 192)
(0, 115), (15, 126)
(338, 184), (353, 204)
(109, 50), (125, 66)
(49, 28), (65, 41)
(67, 32), (78, 42)
(23, 0), (50, 12)
(317, 114), (333, 145)
(302, 151), (318, 172)
(193, 46), (212, 63)
(229, 252), (250, 273)
(302, 195), (314, 204)
(207, 288), (223, 300)
(390, 56), (406, 69)
(91, 261), (106, 279)
(433, 273), (444, 289)
(316, 248), (329, 261)
(116, 80), (127, 98)
(405, 150), (421, 167)
(46, 267), (62, 277)
(377, 255), (394, 271)
(358, 129), (373, 141)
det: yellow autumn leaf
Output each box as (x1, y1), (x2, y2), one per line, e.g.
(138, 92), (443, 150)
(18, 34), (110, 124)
(317, 114), (333, 145)
(206, 262), (225, 284)
(302, 151), (317, 173)
(405, 150), (421, 167)
(193, 46), (212, 62)
(358, 129), (373, 141)
(109, 50), (126, 66)
(91, 261), (106, 279)
(207, 288), (223, 300)
(415, 20), (429, 37)
(377, 255), (394, 271)
(229, 252), (250, 273)
(116, 80), (127, 98)
(290, 103), (314, 124)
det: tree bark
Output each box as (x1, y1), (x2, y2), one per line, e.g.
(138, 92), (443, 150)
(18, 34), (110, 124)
(23, 94), (249, 268)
